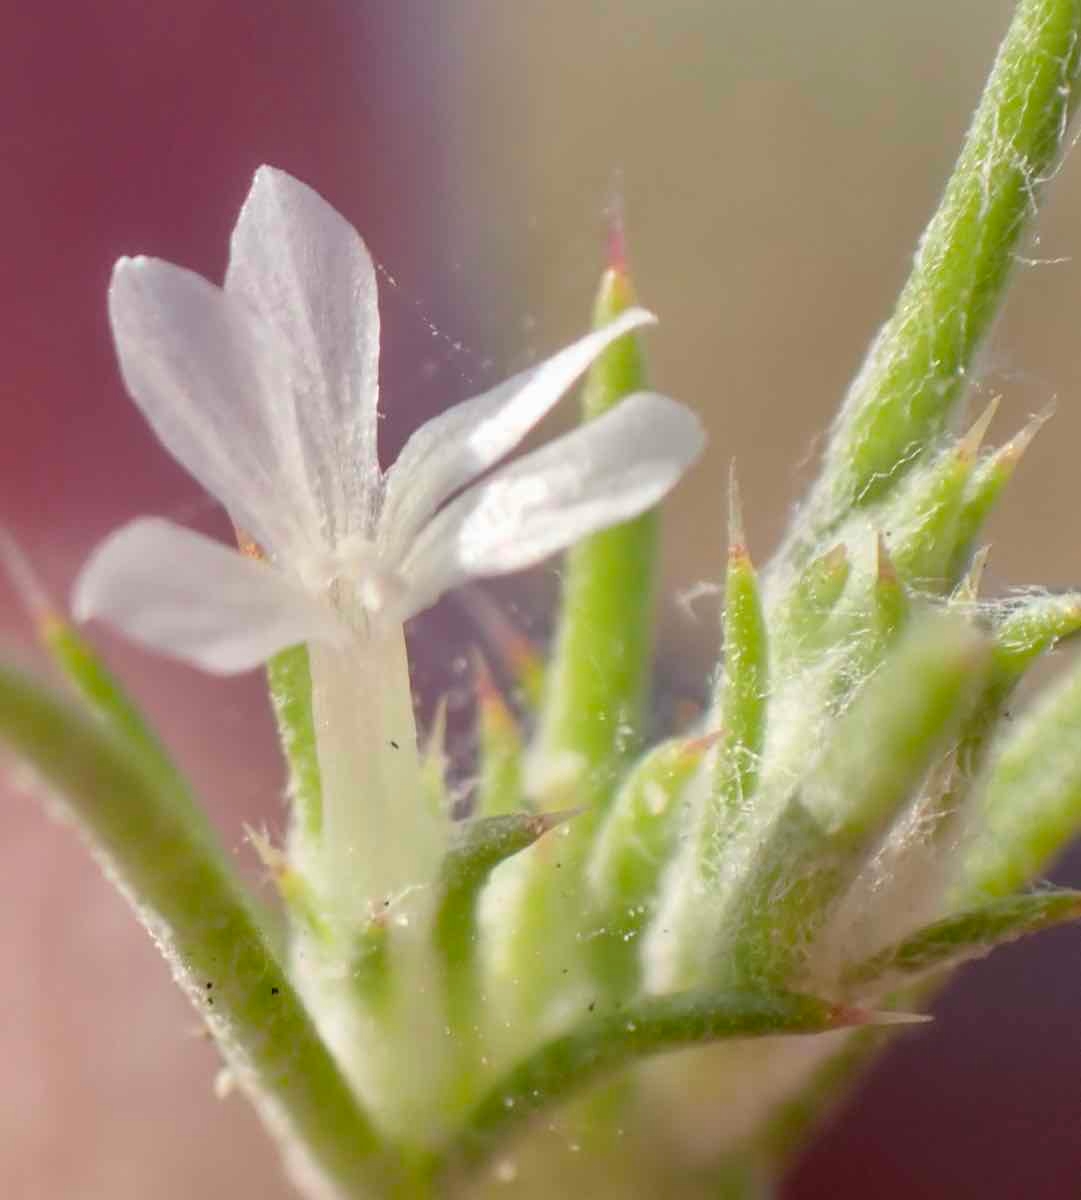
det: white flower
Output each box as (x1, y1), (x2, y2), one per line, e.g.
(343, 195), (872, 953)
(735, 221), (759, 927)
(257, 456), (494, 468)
(73, 166), (704, 675)
(71, 166), (706, 928)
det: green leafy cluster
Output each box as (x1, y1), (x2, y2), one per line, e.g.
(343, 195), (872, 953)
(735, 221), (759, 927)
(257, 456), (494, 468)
(4, 1), (1081, 1198)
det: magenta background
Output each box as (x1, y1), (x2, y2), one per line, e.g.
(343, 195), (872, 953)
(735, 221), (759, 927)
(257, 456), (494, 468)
(3, 4), (1081, 1197)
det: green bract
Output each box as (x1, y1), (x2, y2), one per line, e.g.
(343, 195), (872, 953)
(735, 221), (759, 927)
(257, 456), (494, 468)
(5, 1), (1081, 1197)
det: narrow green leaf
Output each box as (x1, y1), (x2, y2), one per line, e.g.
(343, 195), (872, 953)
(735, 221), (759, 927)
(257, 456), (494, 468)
(866, 535), (909, 648)
(947, 412), (1047, 580)
(844, 889), (1081, 993)
(956, 650), (1081, 902)
(437, 810), (579, 955)
(771, 544), (850, 664)
(642, 491), (768, 994)
(721, 614), (988, 985)
(789, 0), (1081, 553)
(992, 591), (1081, 692)
(532, 263), (659, 806)
(709, 474), (768, 819)
(807, 614), (988, 851)
(487, 262), (667, 1027)
(0, 531), (186, 807)
(42, 617), (184, 786)
(0, 664), (388, 1193)
(444, 990), (871, 1172)
(895, 589), (1081, 873)
(436, 810), (579, 1109)
(586, 733), (716, 990)
(884, 407), (991, 590)
(589, 735), (714, 912)
(827, 535), (908, 713)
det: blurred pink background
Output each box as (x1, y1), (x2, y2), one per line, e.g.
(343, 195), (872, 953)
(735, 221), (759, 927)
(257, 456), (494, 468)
(4, 2), (1081, 1196)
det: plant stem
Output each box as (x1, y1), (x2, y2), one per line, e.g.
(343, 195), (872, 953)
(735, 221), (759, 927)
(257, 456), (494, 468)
(787, 0), (1081, 560)
(0, 665), (392, 1199)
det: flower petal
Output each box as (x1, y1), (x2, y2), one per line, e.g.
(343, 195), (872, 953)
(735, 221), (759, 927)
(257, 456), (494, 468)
(109, 256), (322, 557)
(378, 308), (657, 559)
(72, 519), (345, 674)
(225, 166), (382, 540)
(396, 393), (705, 617)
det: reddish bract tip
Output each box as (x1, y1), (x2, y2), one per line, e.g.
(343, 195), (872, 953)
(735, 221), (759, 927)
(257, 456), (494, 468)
(998, 405), (1052, 467)
(830, 1003), (933, 1028)
(726, 463), (750, 563)
(532, 806), (586, 839)
(606, 183), (628, 276)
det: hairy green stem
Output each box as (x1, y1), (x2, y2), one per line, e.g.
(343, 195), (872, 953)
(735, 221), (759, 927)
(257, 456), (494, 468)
(787, 0), (1081, 559)
(443, 991), (857, 1176)
(0, 665), (391, 1198)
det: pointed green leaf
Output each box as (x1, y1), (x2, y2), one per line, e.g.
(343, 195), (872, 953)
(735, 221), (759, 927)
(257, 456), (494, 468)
(436, 810), (580, 1104)
(807, 614), (988, 851)
(438, 810), (579, 942)
(586, 733), (715, 990)
(788, 0), (1081, 555)
(42, 617), (183, 787)
(445, 990), (872, 1172)
(992, 591), (1081, 692)
(771, 543), (850, 663)
(826, 535), (909, 714)
(844, 889), (1081, 993)
(884, 410), (989, 590)
(487, 262), (669, 1028)
(708, 476), (768, 819)
(720, 614), (988, 985)
(589, 735), (714, 911)
(869, 535), (909, 642)
(957, 649), (1081, 902)
(532, 263), (660, 806)
(948, 412), (1046, 580)
(895, 590), (1081, 871)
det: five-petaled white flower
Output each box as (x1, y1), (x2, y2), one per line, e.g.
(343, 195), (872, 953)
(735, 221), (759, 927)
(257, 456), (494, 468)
(74, 166), (704, 674)
(72, 166), (704, 916)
